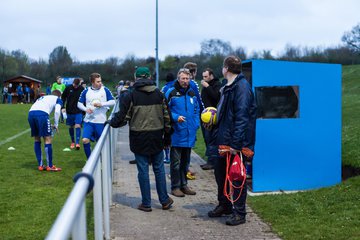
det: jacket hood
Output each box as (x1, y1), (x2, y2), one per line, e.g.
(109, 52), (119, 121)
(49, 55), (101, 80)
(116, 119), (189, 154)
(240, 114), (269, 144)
(134, 79), (156, 92)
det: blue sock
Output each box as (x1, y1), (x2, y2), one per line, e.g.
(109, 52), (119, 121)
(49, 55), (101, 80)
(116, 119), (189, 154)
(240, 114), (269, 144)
(45, 144), (53, 167)
(34, 141), (42, 166)
(69, 128), (75, 143)
(75, 128), (81, 144)
(83, 142), (91, 159)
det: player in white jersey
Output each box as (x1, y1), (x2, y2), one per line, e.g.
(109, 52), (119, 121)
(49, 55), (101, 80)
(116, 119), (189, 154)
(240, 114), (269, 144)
(28, 90), (63, 171)
(77, 73), (115, 159)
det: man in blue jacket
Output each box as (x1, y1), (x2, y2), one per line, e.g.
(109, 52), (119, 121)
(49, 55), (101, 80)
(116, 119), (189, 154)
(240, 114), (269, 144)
(165, 68), (200, 197)
(207, 55), (257, 226)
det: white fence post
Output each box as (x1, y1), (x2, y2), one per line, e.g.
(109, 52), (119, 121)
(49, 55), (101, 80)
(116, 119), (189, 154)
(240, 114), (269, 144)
(101, 139), (111, 240)
(93, 160), (104, 240)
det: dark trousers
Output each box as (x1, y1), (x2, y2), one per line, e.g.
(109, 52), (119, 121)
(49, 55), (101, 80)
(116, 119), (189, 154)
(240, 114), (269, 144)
(214, 154), (247, 217)
(170, 147), (191, 190)
(203, 126), (218, 166)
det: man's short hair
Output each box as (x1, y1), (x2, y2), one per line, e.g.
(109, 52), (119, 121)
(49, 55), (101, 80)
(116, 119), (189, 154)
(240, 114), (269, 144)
(51, 89), (62, 97)
(177, 68), (191, 80)
(223, 56), (242, 74)
(73, 78), (80, 86)
(183, 62), (197, 74)
(89, 73), (101, 83)
(203, 68), (214, 77)
(166, 72), (175, 82)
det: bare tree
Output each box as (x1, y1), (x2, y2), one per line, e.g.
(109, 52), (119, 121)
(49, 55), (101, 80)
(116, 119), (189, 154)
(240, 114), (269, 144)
(342, 23), (360, 52)
(200, 39), (233, 56)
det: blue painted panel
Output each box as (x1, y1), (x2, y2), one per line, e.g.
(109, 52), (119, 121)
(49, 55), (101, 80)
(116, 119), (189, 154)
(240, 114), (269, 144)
(249, 60), (341, 192)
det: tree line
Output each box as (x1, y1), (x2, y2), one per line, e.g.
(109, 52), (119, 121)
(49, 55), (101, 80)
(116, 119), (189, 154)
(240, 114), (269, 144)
(1, 23), (360, 87)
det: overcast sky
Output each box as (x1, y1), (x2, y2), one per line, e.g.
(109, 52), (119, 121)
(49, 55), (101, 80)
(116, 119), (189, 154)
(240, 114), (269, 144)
(0, 0), (359, 62)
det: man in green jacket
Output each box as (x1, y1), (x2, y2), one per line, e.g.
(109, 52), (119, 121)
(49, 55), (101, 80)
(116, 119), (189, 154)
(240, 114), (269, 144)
(51, 76), (66, 93)
(109, 67), (174, 212)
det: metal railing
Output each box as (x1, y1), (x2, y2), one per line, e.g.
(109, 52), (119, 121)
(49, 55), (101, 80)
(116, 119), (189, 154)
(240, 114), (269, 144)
(46, 101), (119, 240)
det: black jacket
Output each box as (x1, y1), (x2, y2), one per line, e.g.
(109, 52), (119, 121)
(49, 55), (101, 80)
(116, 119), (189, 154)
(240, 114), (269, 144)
(61, 85), (84, 114)
(110, 79), (172, 155)
(201, 78), (221, 108)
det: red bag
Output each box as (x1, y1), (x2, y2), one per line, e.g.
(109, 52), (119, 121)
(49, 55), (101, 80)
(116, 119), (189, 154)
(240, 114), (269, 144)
(224, 151), (246, 204)
(228, 153), (246, 182)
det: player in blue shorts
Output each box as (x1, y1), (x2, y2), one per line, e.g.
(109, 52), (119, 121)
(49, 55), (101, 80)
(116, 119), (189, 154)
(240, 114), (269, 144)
(28, 90), (63, 171)
(77, 73), (115, 159)
(61, 78), (85, 150)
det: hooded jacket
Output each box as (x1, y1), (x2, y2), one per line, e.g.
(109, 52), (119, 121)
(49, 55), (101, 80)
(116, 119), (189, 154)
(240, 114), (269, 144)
(110, 78), (172, 155)
(165, 80), (200, 148)
(216, 73), (257, 151)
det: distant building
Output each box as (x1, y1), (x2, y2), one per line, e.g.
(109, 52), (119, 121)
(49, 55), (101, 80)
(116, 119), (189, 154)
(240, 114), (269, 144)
(4, 75), (43, 103)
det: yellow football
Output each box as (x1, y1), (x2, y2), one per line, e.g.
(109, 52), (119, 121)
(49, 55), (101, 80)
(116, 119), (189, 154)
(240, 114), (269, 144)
(201, 107), (217, 125)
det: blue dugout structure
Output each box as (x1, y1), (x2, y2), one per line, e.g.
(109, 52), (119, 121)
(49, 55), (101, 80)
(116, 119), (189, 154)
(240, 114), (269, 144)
(243, 60), (342, 192)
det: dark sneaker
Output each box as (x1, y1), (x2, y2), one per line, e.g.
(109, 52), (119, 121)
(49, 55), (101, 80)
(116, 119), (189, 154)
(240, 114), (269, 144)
(201, 164), (214, 170)
(75, 144), (81, 150)
(129, 160), (137, 164)
(180, 186), (196, 195)
(162, 197), (174, 210)
(225, 214), (246, 226)
(137, 204), (152, 212)
(171, 188), (185, 197)
(208, 205), (233, 218)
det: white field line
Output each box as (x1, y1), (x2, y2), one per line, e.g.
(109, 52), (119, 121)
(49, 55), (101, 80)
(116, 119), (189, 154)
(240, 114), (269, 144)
(0, 128), (31, 146)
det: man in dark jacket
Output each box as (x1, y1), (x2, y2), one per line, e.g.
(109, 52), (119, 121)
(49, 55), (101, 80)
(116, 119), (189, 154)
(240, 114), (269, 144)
(200, 68), (221, 170)
(109, 67), (174, 212)
(61, 78), (84, 150)
(208, 56), (257, 226)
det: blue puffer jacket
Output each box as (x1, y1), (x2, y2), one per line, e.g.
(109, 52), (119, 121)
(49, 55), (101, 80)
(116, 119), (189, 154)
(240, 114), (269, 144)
(165, 81), (200, 148)
(216, 73), (257, 151)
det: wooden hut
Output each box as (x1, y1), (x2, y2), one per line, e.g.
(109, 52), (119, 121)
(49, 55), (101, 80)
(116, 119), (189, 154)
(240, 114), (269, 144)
(4, 75), (43, 103)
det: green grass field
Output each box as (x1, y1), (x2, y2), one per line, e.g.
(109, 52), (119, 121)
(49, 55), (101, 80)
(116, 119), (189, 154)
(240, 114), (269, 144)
(0, 104), (94, 239)
(194, 64), (360, 240)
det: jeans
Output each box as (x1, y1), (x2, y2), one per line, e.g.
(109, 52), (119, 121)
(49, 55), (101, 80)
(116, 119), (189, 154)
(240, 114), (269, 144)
(135, 151), (169, 207)
(170, 147), (191, 190)
(2, 93), (7, 103)
(214, 154), (247, 217)
(8, 94), (12, 104)
(204, 127), (218, 166)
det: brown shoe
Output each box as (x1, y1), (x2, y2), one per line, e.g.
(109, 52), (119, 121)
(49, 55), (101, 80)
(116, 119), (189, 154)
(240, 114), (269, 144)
(137, 204), (152, 212)
(180, 186), (196, 195)
(162, 197), (174, 210)
(171, 188), (185, 197)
